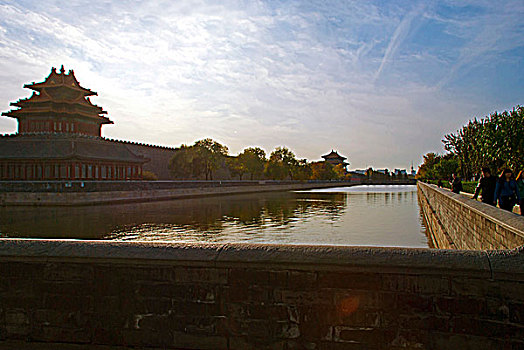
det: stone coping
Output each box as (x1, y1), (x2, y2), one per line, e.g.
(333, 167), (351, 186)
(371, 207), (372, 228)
(418, 182), (524, 239)
(1, 239), (522, 280)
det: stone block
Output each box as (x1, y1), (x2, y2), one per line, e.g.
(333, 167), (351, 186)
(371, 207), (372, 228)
(396, 293), (433, 313)
(43, 294), (93, 312)
(288, 271), (318, 289)
(43, 263), (93, 282)
(281, 289), (333, 306)
(4, 310), (28, 329)
(121, 328), (172, 347)
(171, 300), (222, 317)
(317, 272), (381, 290)
(334, 326), (382, 345)
(229, 336), (285, 350)
(173, 267), (227, 284)
(40, 281), (94, 296)
(0, 263), (43, 279)
(382, 275), (450, 295)
(434, 296), (486, 316)
(334, 292), (396, 312)
(230, 269), (270, 286)
(246, 304), (289, 321)
(269, 271), (288, 288)
(318, 341), (377, 350)
(32, 325), (91, 344)
(509, 302), (524, 324)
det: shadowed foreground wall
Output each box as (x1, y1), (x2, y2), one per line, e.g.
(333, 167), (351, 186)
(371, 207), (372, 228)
(418, 182), (524, 250)
(1, 240), (523, 350)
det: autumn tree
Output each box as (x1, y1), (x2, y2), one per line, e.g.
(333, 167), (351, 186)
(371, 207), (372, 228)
(238, 147), (267, 180)
(416, 153), (440, 180)
(169, 144), (202, 179)
(310, 162), (337, 180)
(193, 138), (229, 180)
(226, 156), (247, 180)
(169, 139), (228, 180)
(265, 147), (299, 180)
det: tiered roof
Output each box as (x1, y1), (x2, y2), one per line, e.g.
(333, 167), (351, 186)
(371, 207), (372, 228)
(321, 150), (349, 168)
(322, 150), (347, 161)
(2, 65), (112, 126)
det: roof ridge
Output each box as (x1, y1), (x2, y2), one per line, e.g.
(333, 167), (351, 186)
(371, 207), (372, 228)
(103, 137), (177, 150)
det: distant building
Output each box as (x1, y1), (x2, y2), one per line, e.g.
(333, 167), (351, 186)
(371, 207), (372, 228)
(0, 66), (148, 180)
(394, 169), (408, 176)
(321, 150), (349, 170)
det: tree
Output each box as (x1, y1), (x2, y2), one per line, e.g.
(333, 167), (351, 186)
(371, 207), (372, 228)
(265, 147), (299, 180)
(310, 161), (337, 180)
(169, 144), (204, 179)
(141, 170), (158, 181)
(169, 139), (229, 180)
(443, 106), (524, 178)
(293, 159), (312, 181)
(416, 153), (440, 180)
(433, 156), (459, 180)
(238, 147), (266, 180)
(226, 156), (247, 180)
(193, 138), (229, 180)
(333, 164), (347, 179)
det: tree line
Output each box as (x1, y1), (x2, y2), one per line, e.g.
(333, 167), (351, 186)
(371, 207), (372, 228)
(167, 138), (349, 181)
(418, 105), (523, 180)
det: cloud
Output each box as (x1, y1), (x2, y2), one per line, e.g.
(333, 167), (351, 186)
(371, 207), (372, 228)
(0, 0), (523, 169)
(434, 0), (524, 88)
(374, 3), (426, 83)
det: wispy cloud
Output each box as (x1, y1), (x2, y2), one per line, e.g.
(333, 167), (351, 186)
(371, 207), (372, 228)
(374, 3), (426, 83)
(435, 0), (524, 89)
(0, 0), (522, 169)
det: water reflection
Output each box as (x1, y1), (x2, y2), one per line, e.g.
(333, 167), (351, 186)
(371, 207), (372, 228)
(0, 185), (428, 247)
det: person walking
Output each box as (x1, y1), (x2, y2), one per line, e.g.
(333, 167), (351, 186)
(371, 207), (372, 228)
(494, 168), (520, 212)
(472, 167), (497, 205)
(516, 170), (524, 216)
(450, 173), (462, 194)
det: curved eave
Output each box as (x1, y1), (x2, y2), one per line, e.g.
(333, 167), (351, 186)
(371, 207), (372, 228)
(1, 111), (17, 119)
(5, 109), (112, 122)
(24, 83), (97, 97)
(11, 102), (106, 115)
(14, 96), (105, 109)
(322, 156), (347, 161)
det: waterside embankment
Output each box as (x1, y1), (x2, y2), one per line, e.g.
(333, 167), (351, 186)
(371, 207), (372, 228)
(418, 182), (524, 250)
(0, 179), (415, 206)
(0, 239), (523, 350)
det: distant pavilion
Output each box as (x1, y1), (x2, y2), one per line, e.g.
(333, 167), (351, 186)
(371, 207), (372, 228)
(321, 150), (349, 170)
(0, 66), (147, 180)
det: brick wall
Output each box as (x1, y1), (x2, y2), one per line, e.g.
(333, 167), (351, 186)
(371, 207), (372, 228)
(1, 240), (523, 349)
(123, 143), (175, 180)
(418, 182), (524, 250)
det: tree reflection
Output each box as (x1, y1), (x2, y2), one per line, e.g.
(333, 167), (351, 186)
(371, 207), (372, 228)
(0, 191), (347, 241)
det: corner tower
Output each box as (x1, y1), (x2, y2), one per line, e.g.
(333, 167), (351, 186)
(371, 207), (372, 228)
(2, 65), (112, 137)
(0, 67), (148, 181)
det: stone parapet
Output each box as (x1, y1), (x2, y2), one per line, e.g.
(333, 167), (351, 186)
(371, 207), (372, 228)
(1, 239), (523, 349)
(418, 182), (524, 250)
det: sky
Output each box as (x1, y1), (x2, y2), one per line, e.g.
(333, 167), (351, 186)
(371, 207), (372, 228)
(0, 0), (522, 170)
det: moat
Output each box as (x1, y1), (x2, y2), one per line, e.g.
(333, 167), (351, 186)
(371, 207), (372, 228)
(0, 185), (428, 247)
